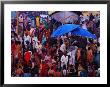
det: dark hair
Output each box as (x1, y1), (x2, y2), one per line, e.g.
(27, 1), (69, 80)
(88, 47), (91, 50)
(33, 48), (36, 53)
(14, 32), (17, 37)
(26, 40), (29, 45)
(51, 66), (54, 70)
(97, 42), (100, 47)
(82, 21), (85, 24)
(63, 65), (66, 69)
(11, 40), (14, 44)
(18, 41), (21, 45)
(15, 41), (18, 45)
(19, 65), (22, 69)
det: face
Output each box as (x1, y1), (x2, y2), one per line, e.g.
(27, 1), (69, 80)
(25, 32), (28, 36)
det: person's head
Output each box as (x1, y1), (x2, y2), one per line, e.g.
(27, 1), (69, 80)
(96, 14), (98, 16)
(18, 64), (22, 69)
(85, 19), (89, 23)
(25, 48), (29, 52)
(69, 64), (73, 68)
(56, 68), (60, 72)
(97, 42), (100, 47)
(90, 13), (93, 15)
(18, 41), (21, 45)
(31, 57), (35, 62)
(63, 65), (66, 70)
(11, 40), (14, 45)
(47, 52), (50, 56)
(88, 47), (91, 50)
(42, 60), (45, 64)
(25, 32), (28, 36)
(15, 41), (18, 45)
(78, 47), (81, 51)
(33, 48), (36, 53)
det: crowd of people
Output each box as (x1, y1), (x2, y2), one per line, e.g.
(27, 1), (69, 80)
(11, 11), (100, 77)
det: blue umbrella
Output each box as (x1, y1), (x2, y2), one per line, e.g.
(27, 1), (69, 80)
(72, 27), (97, 39)
(51, 24), (80, 37)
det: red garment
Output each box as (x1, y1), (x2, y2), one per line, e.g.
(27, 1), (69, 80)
(87, 49), (93, 63)
(38, 32), (43, 42)
(18, 52), (21, 59)
(55, 72), (61, 77)
(45, 44), (50, 51)
(11, 43), (16, 54)
(40, 63), (48, 76)
(88, 71), (96, 77)
(34, 52), (40, 65)
(24, 51), (31, 63)
(11, 43), (15, 51)
(53, 64), (56, 72)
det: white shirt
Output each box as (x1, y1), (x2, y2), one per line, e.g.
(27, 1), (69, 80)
(61, 55), (68, 64)
(24, 35), (31, 45)
(63, 69), (67, 76)
(31, 62), (35, 69)
(98, 38), (100, 43)
(67, 46), (78, 58)
(82, 24), (87, 30)
(60, 44), (66, 53)
(32, 37), (38, 43)
(68, 46), (78, 65)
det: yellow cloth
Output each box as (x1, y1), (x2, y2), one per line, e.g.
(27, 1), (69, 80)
(36, 16), (40, 27)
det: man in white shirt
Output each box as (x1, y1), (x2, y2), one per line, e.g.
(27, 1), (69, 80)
(32, 35), (38, 49)
(60, 43), (66, 53)
(61, 54), (68, 69)
(24, 33), (31, 45)
(67, 46), (78, 66)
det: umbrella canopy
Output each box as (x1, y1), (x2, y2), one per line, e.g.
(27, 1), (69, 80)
(51, 11), (78, 23)
(72, 27), (97, 39)
(51, 24), (80, 37)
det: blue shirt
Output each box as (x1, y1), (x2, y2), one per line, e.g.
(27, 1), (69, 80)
(23, 73), (31, 77)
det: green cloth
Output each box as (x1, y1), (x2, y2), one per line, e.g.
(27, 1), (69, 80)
(42, 20), (48, 29)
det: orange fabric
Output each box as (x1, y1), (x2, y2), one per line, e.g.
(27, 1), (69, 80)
(36, 16), (40, 27)
(13, 44), (21, 59)
(77, 49), (81, 61)
(16, 68), (23, 75)
(87, 49), (93, 63)
(40, 63), (48, 76)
